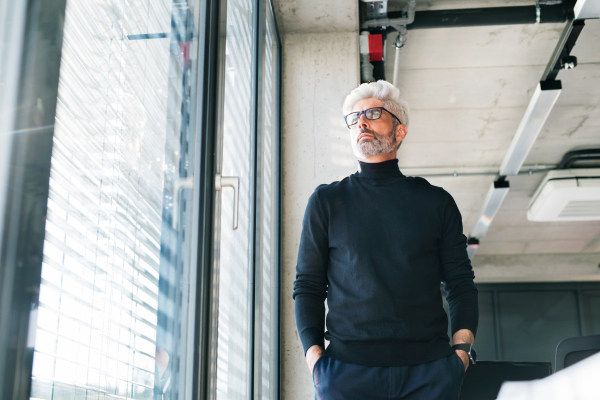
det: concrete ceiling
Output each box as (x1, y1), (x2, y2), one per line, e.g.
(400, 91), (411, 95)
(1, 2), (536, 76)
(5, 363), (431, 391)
(277, 0), (600, 275)
(274, 0), (537, 34)
(389, 15), (600, 258)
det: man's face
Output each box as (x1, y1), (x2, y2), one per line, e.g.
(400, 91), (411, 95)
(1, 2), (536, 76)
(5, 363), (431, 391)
(348, 98), (402, 160)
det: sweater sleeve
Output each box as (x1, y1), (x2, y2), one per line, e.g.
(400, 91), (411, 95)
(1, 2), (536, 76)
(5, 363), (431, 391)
(293, 188), (329, 356)
(439, 193), (479, 338)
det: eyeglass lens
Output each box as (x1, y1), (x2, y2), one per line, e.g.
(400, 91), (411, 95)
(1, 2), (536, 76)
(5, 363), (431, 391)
(347, 108), (382, 126)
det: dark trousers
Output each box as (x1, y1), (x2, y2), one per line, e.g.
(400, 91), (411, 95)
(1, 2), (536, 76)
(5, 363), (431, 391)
(312, 353), (465, 400)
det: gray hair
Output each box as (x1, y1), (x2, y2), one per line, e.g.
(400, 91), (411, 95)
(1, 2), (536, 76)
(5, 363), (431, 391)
(343, 80), (410, 127)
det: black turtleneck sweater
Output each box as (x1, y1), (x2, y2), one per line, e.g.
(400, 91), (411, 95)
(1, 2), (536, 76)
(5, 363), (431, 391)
(293, 159), (478, 367)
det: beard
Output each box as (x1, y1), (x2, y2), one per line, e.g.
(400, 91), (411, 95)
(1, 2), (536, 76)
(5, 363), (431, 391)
(351, 127), (397, 158)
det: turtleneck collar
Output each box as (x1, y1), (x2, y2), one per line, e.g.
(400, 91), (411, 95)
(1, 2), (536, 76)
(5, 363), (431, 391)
(356, 159), (404, 180)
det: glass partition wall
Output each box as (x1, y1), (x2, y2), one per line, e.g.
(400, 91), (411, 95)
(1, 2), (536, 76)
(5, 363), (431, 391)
(0, 0), (281, 398)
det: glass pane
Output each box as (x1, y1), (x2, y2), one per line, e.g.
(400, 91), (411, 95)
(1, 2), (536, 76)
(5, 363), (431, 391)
(582, 291), (600, 335)
(212, 0), (255, 397)
(474, 290), (497, 361)
(254, 1), (279, 399)
(30, 0), (204, 398)
(498, 291), (580, 367)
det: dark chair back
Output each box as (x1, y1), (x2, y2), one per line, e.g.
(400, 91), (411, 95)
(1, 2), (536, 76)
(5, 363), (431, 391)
(555, 334), (600, 372)
(460, 361), (552, 400)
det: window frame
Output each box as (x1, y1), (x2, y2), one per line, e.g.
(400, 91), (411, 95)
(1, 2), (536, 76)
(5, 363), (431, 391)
(0, 0), (68, 397)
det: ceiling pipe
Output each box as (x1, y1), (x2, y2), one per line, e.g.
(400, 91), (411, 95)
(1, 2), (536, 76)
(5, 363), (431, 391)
(362, 0), (416, 31)
(360, 31), (375, 82)
(389, 3), (572, 30)
(362, 0), (415, 87)
(392, 26), (406, 87)
(361, 53), (375, 83)
(402, 164), (557, 178)
(557, 149), (600, 169)
(365, 2), (573, 37)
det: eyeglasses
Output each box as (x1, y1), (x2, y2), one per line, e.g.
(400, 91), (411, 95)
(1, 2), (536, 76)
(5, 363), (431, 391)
(344, 107), (402, 128)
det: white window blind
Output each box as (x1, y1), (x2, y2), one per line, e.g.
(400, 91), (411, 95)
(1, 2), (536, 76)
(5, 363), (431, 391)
(30, 0), (177, 398)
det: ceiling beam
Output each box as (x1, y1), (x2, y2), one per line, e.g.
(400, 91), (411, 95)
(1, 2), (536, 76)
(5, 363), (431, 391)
(541, 20), (585, 82)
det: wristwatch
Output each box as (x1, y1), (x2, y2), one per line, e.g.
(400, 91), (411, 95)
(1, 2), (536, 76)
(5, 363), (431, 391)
(452, 343), (477, 365)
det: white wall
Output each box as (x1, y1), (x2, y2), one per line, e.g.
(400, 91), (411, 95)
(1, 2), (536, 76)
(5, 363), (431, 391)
(281, 31), (359, 400)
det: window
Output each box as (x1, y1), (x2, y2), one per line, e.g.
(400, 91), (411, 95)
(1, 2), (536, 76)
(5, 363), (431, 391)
(0, 0), (282, 397)
(472, 282), (600, 370)
(208, 0), (282, 398)
(30, 0), (207, 398)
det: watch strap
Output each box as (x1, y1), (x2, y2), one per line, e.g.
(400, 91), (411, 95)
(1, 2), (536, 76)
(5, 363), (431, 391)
(452, 343), (476, 365)
(452, 343), (471, 352)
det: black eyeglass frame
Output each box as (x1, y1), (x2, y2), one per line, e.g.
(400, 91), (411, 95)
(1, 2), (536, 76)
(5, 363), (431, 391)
(344, 107), (402, 128)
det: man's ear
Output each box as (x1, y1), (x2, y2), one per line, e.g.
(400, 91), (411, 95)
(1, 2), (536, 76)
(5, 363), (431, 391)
(395, 123), (407, 143)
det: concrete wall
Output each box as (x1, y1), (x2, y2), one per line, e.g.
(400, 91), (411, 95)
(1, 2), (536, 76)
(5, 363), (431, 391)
(473, 253), (600, 283)
(281, 31), (359, 400)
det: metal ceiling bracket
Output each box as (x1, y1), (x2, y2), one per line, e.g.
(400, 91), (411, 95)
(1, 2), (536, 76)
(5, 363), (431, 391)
(541, 19), (585, 82)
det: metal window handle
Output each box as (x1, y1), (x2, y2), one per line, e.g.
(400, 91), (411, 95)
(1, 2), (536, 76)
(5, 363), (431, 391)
(215, 173), (239, 230)
(172, 177), (194, 230)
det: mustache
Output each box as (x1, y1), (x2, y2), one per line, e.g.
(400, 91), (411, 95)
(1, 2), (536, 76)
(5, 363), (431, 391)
(359, 128), (376, 135)
(357, 128), (379, 142)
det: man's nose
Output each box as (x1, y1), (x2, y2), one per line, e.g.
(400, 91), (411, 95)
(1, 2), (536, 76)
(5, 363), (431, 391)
(357, 112), (370, 127)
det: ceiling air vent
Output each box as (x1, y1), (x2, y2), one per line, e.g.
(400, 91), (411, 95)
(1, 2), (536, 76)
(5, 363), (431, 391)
(558, 200), (600, 218)
(527, 169), (600, 222)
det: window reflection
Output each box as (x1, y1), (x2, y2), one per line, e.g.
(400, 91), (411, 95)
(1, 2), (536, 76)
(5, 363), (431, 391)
(31, 0), (200, 399)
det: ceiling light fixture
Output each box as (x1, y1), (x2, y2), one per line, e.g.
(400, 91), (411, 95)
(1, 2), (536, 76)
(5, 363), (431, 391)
(574, 0), (600, 19)
(499, 80), (562, 176)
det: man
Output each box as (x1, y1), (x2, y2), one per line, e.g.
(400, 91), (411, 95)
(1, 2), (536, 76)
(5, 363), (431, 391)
(293, 80), (478, 399)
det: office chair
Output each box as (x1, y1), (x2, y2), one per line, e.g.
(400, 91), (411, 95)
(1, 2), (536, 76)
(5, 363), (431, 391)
(555, 334), (600, 372)
(460, 361), (552, 400)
